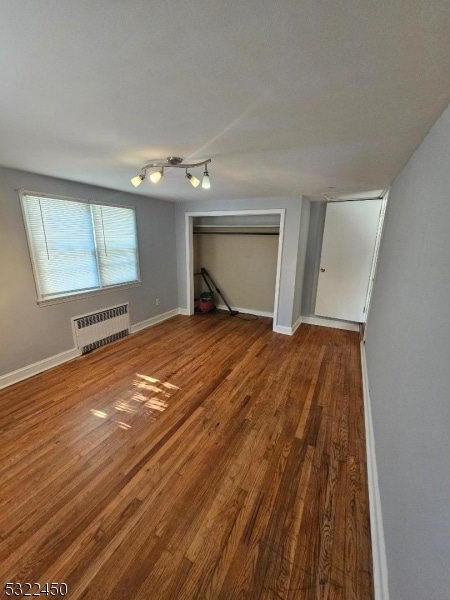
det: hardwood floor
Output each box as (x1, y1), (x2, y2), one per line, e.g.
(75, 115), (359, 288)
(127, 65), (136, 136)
(0, 314), (373, 599)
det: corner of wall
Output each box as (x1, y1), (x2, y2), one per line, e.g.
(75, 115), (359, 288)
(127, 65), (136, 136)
(301, 200), (326, 317)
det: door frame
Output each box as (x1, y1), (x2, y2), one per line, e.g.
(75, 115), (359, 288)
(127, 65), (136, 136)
(184, 209), (285, 333)
(362, 191), (389, 332)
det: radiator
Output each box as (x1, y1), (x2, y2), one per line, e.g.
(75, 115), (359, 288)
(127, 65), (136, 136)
(72, 303), (130, 355)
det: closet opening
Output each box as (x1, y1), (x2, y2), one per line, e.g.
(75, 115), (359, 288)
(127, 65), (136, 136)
(185, 210), (285, 332)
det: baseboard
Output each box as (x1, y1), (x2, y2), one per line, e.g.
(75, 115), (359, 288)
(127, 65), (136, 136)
(178, 307), (189, 316)
(301, 315), (359, 332)
(215, 304), (274, 318)
(272, 324), (292, 335)
(291, 316), (302, 335)
(273, 319), (301, 336)
(0, 308), (182, 390)
(360, 343), (390, 600)
(0, 348), (81, 390)
(130, 308), (180, 333)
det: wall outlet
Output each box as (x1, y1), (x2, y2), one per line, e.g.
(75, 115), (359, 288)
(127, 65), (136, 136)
(155, 298), (160, 306)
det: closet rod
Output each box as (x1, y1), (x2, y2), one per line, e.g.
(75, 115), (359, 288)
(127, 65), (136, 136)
(193, 231), (279, 236)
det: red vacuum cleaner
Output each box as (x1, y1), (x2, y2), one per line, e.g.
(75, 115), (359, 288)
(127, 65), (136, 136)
(199, 291), (214, 313)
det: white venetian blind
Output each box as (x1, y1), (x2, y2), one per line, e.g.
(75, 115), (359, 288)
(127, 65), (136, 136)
(92, 204), (139, 287)
(22, 195), (99, 298)
(21, 192), (140, 302)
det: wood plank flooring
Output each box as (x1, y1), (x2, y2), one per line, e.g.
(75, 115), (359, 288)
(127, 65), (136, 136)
(0, 314), (373, 599)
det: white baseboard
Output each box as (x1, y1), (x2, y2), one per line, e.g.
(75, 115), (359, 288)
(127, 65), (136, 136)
(178, 307), (189, 316)
(130, 308), (180, 333)
(0, 308), (182, 390)
(184, 303), (290, 336)
(215, 304), (274, 318)
(291, 316), (302, 335)
(272, 318), (302, 336)
(272, 324), (292, 335)
(360, 343), (390, 600)
(301, 315), (359, 332)
(0, 348), (81, 390)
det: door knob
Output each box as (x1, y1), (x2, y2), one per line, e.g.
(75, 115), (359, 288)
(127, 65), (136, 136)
(320, 268), (326, 272)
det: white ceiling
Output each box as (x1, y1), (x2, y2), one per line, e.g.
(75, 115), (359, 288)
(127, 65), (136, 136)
(1, 1), (449, 202)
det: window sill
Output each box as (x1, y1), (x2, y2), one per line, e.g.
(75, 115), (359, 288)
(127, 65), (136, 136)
(36, 281), (142, 307)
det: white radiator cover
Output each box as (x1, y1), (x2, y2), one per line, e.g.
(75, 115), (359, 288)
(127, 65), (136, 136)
(72, 303), (130, 354)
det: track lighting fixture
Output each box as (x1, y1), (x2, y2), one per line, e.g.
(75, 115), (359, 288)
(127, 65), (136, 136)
(202, 166), (210, 189)
(186, 171), (200, 188)
(130, 173), (145, 187)
(131, 156), (211, 190)
(149, 168), (163, 183)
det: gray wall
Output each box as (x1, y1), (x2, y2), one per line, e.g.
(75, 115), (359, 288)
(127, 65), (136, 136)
(175, 197), (304, 328)
(0, 166), (178, 376)
(365, 105), (450, 600)
(292, 198), (310, 324)
(301, 201), (326, 316)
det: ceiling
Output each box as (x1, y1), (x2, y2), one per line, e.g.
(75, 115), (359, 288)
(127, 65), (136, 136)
(1, 1), (449, 202)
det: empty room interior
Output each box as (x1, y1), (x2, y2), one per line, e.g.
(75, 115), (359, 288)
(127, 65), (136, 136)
(1, 2), (449, 599)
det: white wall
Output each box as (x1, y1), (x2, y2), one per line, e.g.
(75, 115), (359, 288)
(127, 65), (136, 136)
(365, 104), (450, 600)
(0, 166), (178, 377)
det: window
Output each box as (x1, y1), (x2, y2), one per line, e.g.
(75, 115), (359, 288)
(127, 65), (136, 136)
(20, 192), (140, 303)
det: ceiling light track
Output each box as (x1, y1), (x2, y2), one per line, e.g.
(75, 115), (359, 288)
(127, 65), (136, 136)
(131, 156), (212, 190)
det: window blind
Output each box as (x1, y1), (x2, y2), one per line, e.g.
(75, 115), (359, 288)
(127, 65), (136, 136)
(21, 192), (140, 302)
(92, 204), (139, 287)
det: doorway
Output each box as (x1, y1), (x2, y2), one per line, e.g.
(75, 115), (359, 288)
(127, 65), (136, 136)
(314, 197), (387, 323)
(185, 210), (286, 332)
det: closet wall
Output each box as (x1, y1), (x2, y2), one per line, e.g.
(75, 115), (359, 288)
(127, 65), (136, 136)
(193, 215), (279, 315)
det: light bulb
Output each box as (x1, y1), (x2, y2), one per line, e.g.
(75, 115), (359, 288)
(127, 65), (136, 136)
(186, 173), (200, 188)
(149, 170), (163, 183)
(131, 174), (144, 187)
(202, 169), (210, 189)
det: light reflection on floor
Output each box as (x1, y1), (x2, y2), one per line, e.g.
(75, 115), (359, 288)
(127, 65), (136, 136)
(89, 373), (181, 431)
(90, 409), (108, 419)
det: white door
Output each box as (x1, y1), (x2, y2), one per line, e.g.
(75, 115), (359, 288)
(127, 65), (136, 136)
(315, 200), (382, 322)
